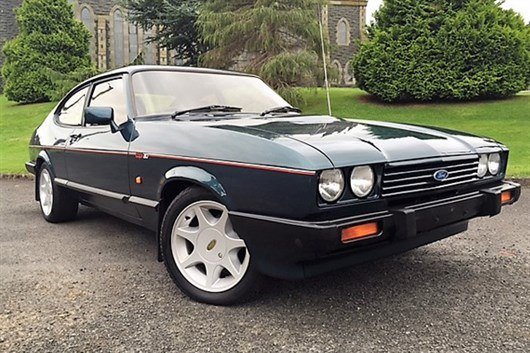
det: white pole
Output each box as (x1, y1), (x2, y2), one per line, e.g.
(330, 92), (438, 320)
(318, 8), (332, 116)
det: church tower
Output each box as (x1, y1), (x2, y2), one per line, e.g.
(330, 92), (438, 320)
(324, 1), (368, 86)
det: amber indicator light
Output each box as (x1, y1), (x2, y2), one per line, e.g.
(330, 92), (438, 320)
(501, 191), (512, 204)
(135, 176), (143, 184)
(341, 222), (380, 243)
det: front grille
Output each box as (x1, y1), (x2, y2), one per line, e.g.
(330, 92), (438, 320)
(382, 155), (479, 197)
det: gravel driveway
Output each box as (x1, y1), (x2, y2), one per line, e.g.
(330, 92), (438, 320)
(1, 179), (529, 353)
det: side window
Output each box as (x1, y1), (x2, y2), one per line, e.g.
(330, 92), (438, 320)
(58, 87), (89, 126)
(89, 78), (128, 126)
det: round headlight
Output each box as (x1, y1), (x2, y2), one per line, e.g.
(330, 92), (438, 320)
(488, 153), (501, 175)
(318, 169), (345, 202)
(350, 166), (375, 198)
(477, 154), (488, 178)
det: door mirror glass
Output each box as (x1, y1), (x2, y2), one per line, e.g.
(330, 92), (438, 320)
(84, 106), (113, 125)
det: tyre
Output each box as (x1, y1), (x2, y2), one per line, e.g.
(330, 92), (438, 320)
(161, 186), (260, 305)
(38, 163), (78, 223)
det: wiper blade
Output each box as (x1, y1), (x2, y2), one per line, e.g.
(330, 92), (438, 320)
(172, 105), (242, 118)
(260, 106), (302, 116)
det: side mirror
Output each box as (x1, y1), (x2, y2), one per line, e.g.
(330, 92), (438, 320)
(84, 106), (113, 126)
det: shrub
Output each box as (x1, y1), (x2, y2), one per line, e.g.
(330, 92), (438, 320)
(352, 0), (530, 102)
(1, 0), (93, 103)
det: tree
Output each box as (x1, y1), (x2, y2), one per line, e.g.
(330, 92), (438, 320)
(123, 0), (205, 66)
(198, 0), (327, 102)
(352, 0), (530, 102)
(1, 0), (94, 103)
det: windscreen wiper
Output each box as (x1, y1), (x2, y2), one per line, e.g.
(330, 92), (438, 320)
(260, 106), (302, 116)
(171, 105), (242, 118)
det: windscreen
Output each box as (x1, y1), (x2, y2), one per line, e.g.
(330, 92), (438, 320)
(131, 71), (290, 116)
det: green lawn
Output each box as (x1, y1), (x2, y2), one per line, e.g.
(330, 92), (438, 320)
(299, 88), (530, 177)
(0, 96), (56, 174)
(0, 89), (529, 176)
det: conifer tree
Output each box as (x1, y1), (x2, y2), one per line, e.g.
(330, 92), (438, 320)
(124, 0), (205, 66)
(198, 0), (327, 101)
(2, 0), (93, 103)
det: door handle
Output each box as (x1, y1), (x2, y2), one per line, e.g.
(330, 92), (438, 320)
(69, 133), (82, 144)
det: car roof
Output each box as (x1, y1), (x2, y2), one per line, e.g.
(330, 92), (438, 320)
(84, 65), (258, 85)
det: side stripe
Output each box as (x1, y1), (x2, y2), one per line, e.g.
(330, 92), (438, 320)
(29, 145), (316, 176)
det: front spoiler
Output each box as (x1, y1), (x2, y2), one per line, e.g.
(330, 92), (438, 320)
(230, 181), (521, 280)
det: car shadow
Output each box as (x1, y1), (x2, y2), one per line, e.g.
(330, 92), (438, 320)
(41, 205), (496, 315)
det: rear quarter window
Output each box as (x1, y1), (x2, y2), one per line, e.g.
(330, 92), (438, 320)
(57, 87), (89, 126)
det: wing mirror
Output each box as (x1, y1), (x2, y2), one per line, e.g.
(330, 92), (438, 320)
(84, 106), (113, 125)
(83, 106), (126, 133)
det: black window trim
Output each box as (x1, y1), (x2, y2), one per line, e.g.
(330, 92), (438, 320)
(83, 74), (126, 128)
(53, 84), (92, 128)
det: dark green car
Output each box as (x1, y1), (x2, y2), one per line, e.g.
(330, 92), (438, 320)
(26, 66), (521, 305)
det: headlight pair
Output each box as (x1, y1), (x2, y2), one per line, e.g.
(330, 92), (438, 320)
(477, 153), (501, 178)
(318, 166), (375, 202)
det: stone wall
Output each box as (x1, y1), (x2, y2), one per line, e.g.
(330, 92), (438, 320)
(73, 0), (167, 70)
(327, 1), (367, 86)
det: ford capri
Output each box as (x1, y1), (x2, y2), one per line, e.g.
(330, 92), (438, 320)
(26, 66), (521, 305)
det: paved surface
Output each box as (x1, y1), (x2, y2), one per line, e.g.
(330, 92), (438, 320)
(0, 179), (529, 353)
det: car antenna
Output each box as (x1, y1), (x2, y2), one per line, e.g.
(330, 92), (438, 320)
(318, 5), (332, 117)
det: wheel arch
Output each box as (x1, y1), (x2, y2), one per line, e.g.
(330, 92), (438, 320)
(158, 166), (231, 205)
(34, 150), (54, 201)
(155, 166), (233, 261)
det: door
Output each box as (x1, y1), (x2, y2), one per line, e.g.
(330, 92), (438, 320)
(48, 86), (91, 179)
(65, 76), (138, 219)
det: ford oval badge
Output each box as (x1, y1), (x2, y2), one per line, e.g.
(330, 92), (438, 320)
(433, 170), (449, 182)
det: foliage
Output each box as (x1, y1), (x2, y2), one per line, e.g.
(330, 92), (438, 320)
(123, 0), (205, 66)
(353, 0), (530, 102)
(47, 66), (100, 101)
(198, 0), (328, 102)
(1, 0), (93, 103)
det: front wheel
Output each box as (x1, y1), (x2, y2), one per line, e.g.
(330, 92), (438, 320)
(161, 187), (260, 305)
(38, 163), (78, 223)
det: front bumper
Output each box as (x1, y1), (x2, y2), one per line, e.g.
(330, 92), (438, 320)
(230, 181), (521, 280)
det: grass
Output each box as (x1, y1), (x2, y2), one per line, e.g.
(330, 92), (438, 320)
(0, 89), (529, 176)
(299, 88), (530, 177)
(0, 96), (56, 174)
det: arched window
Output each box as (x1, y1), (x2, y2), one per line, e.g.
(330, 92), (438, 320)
(80, 7), (92, 31)
(331, 60), (342, 85)
(143, 28), (156, 64)
(343, 61), (355, 86)
(113, 9), (125, 67)
(80, 7), (96, 63)
(336, 18), (350, 46)
(129, 23), (139, 62)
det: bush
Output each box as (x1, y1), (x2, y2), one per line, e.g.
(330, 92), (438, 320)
(352, 0), (530, 102)
(1, 0), (93, 103)
(47, 66), (100, 101)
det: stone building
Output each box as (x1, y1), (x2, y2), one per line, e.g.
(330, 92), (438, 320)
(0, 0), (367, 86)
(324, 1), (368, 86)
(0, 0), (23, 89)
(69, 0), (170, 70)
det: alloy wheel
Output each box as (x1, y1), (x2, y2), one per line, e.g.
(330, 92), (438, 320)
(39, 168), (53, 216)
(171, 200), (250, 292)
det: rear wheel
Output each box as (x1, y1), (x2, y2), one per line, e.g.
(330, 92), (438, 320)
(161, 187), (260, 305)
(38, 163), (78, 223)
